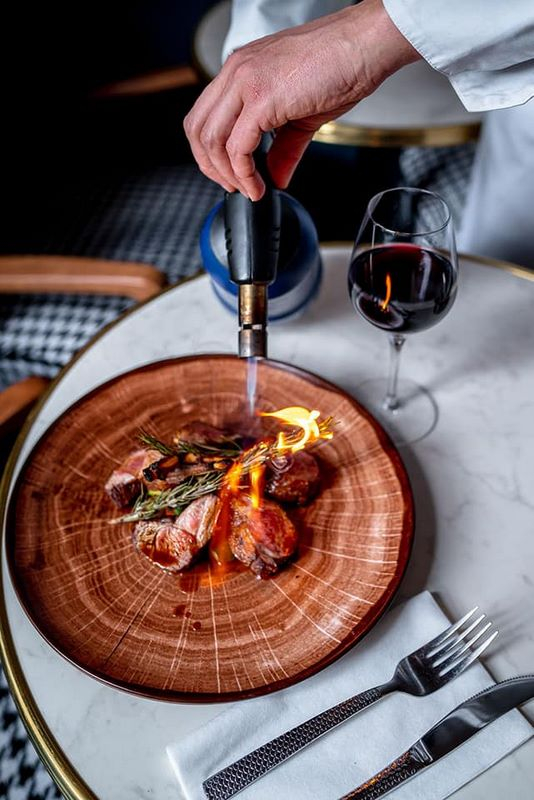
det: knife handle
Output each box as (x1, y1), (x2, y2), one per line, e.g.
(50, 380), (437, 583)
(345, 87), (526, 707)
(203, 684), (389, 800)
(340, 745), (430, 800)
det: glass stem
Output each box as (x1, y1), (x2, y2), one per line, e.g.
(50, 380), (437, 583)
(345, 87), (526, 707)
(384, 334), (406, 411)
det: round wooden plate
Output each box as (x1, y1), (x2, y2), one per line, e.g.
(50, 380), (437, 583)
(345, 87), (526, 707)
(7, 356), (413, 702)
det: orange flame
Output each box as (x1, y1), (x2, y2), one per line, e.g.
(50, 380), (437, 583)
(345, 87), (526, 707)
(210, 406), (334, 568)
(249, 463), (265, 509)
(260, 406), (332, 453)
(225, 460), (243, 493)
(222, 406), (332, 506)
(380, 273), (392, 311)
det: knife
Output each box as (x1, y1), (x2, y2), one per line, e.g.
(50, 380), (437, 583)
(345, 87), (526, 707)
(340, 675), (534, 800)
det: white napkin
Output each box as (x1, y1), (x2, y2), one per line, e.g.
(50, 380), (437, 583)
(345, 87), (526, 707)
(167, 592), (532, 800)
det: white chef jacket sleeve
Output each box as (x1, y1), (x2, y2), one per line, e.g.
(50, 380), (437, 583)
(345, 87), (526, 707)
(223, 0), (351, 62)
(383, 0), (534, 111)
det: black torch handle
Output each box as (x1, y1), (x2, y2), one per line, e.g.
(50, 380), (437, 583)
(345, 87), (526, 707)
(253, 131), (275, 189)
(224, 132), (281, 286)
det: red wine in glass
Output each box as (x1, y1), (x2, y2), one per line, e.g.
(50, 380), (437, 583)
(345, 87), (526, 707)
(348, 243), (457, 334)
(347, 187), (458, 445)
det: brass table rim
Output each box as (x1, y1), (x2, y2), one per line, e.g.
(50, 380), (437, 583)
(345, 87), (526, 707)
(312, 120), (480, 148)
(0, 272), (202, 800)
(0, 250), (531, 800)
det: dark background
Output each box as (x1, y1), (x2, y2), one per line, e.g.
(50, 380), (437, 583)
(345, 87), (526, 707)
(0, 0), (399, 251)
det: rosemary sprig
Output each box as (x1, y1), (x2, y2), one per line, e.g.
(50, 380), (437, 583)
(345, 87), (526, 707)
(113, 417), (335, 524)
(138, 429), (242, 459)
(138, 431), (176, 456)
(114, 471), (225, 523)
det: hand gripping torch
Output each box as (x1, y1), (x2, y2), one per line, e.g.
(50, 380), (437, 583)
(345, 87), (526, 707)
(223, 133), (281, 358)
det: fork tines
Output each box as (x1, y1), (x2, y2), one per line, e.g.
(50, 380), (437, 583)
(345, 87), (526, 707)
(426, 606), (498, 677)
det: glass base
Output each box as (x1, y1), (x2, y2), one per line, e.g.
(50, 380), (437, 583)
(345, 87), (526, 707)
(355, 377), (438, 446)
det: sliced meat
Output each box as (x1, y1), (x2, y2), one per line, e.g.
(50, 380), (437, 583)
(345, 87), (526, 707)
(177, 494), (220, 549)
(164, 462), (222, 486)
(144, 455), (229, 484)
(173, 421), (239, 446)
(133, 494), (219, 572)
(134, 520), (198, 572)
(142, 454), (180, 482)
(265, 451), (320, 506)
(143, 457), (229, 490)
(105, 448), (161, 508)
(228, 495), (298, 578)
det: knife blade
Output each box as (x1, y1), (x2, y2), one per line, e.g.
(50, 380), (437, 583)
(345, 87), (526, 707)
(340, 675), (534, 800)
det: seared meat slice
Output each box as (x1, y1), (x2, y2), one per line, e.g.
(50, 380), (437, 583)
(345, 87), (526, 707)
(176, 494), (219, 548)
(228, 495), (298, 578)
(142, 454), (180, 482)
(143, 456), (229, 489)
(173, 421), (239, 447)
(265, 451), (320, 506)
(133, 494), (219, 573)
(165, 463), (220, 486)
(105, 448), (161, 508)
(134, 520), (197, 572)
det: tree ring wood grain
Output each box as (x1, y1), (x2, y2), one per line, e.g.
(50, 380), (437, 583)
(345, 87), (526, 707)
(7, 356), (414, 702)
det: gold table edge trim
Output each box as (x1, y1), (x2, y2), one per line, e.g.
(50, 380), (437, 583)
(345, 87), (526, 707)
(0, 250), (532, 799)
(312, 120), (480, 148)
(0, 272), (201, 800)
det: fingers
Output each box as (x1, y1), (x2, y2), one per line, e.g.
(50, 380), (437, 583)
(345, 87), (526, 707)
(184, 4), (376, 195)
(184, 77), (239, 194)
(184, 66), (313, 198)
(186, 134), (235, 194)
(184, 57), (268, 199)
(186, 83), (316, 198)
(186, 93), (268, 200)
(196, 93), (253, 197)
(225, 112), (265, 201)
(267, 124), (317, 189)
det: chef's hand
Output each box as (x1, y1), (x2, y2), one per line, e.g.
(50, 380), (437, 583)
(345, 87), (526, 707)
(184, 0), (418, 200)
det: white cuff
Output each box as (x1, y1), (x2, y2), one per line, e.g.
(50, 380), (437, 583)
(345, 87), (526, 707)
(383, 0), (534, 111)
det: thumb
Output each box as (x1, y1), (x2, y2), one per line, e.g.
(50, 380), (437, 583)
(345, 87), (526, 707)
(267, 123), (317, 189)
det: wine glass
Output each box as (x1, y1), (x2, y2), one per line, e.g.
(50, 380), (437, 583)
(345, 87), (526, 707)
(348, 187), (458, 445)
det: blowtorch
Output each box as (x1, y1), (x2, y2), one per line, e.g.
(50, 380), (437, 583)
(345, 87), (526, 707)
(200, 133), (322, 358)
(223, 134), (280, 358)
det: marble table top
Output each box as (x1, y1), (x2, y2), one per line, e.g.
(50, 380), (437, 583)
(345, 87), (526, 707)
(2, 246), (533, 799)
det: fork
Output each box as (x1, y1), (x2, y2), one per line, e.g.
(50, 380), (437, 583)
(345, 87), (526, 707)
(202, 607), (498, 800)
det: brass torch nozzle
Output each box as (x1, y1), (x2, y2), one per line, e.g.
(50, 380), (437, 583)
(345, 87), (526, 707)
(238, 284), (267, 358)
